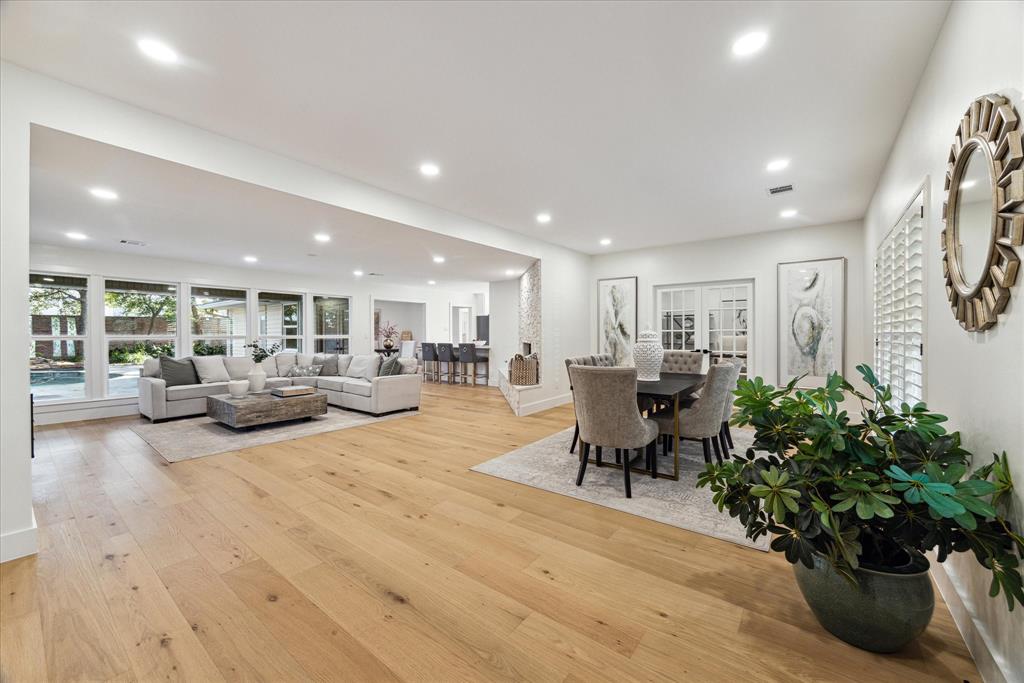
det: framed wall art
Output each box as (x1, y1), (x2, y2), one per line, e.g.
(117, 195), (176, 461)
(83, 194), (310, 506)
(777, 257), (846, 387)
(597, 276), (637, 366)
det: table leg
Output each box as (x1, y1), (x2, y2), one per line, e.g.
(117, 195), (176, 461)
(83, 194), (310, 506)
(673, 394), (680, 480)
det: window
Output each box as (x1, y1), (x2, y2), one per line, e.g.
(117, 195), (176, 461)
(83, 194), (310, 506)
(191, 286), (248, 356)
(313, 296), (350, 353)
(259, 291), (303, 351)
(874, 192), (925, 407)
(658, 288), (698, 351)
(30, 274), (88, 402)
(105, 279), (178, 397)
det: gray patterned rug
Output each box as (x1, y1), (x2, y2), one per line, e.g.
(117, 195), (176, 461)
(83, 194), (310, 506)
(131, 407), (416, 463)
(471, 426), (769, 551)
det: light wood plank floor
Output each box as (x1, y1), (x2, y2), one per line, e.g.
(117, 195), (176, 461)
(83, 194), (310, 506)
(3, 383), (978, 681)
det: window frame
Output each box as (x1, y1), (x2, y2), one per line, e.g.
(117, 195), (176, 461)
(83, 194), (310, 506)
(189, 284), (249, 357)
(258, 289), (305, 352)
(29, 272), (90, 404)
(312, 294), (351, 355)
(103, 277), (179, 398)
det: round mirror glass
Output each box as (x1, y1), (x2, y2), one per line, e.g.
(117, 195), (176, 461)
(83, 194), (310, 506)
(954, 145), (994, 290)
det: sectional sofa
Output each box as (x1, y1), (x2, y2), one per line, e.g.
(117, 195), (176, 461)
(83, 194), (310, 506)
(138, 352), (421, 422)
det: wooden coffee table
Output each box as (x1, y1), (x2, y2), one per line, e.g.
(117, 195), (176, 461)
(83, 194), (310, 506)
(206, 390), (328, 429)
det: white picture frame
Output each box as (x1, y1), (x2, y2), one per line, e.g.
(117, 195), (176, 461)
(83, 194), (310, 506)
(777, 257), (846, 387)
(597, 276), (637, 366)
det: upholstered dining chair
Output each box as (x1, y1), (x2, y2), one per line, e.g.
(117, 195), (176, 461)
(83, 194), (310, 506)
(661, 349), (703, 375)
(653, 361), (738, 464)
(421, 343), (439, 382)
(568, 365), (658, 498)
(436, 343), (459, 384)
(458, 343), (488, 385)
(718, 362), (743, 456)
(564, 354), (615, 454)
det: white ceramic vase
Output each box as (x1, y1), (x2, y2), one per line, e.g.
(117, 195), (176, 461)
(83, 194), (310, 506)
(247, 367), (266, 392)
(228, 380), (250, 398)
(633, 330), (664, 381)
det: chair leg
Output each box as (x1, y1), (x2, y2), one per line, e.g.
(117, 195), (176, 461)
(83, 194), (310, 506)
(661, 434), (667, 458)
(623, 449), (632, 498)
(719, 427), (729, 459)
(595, 446), (603, 467)
(711, 436), (723, 464)
(648, 441), (658, 479)
(702, 438), (712, 464)
(724, 422), (734, 449)
(569, 422), (579, 454)
(576, 442), (590, 486)
(615, 448), (622, 465)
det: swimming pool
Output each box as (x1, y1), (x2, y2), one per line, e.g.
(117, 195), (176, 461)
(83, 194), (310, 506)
(31, 365), (141, 401)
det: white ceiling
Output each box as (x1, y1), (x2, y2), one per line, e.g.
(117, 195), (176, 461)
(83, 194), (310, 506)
(30, 126), (536, 286)
(3, 1), (950, 253)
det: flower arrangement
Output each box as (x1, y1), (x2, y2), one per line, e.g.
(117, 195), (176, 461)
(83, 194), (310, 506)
(244, 340), (280, 364)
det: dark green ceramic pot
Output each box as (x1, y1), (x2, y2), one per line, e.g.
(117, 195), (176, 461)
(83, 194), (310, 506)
(793, 551), (934, 653)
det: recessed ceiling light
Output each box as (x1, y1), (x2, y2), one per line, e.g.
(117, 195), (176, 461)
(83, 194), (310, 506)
(419, 162), (440, 177)
(765, 158), (789, 172)
(65, 231), (88, 240)
(353, 270), (364, 277)
(243, 255), (258, 263)
(780, 209), (798, 218)
(732, 31), (768, 57)
(314, 233), (331, 243)
(960, 180), (977, 190)
(427, 280), (436, 285)
(505, 269), (516, 276)
(137, 38), (179, 64)
(89, 187), (118, 200)
(42, 277), (55, 282)
(536, 213), (552, 224)
(433, 256), (445, 264)
(600, 238), (612, 246)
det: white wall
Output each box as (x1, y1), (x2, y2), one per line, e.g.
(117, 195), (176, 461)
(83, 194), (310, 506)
(862, 3), (1023, 681)
(488, 279), (520, 386)
(1, 62), (591, 561)
(373, 299), (428, 344)
(589, 220), (868, 386)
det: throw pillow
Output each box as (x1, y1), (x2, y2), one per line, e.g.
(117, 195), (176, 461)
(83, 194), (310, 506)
(142, 357), (162, 378)
(223, 356), (255, 380)
(336, 354), (353, 375)
(397, 357), (418, 375)
(378, 355), (403, 376)
(296, 353), (315, 367)
(275, 353), (298, 377)
(313, 354), (339, 376)
(260, 357), (279, 378)
(191, 356), (231, 384)
(159, 357), (199, 387)
(287, 364), (324, 377)
(345, 354), (380, 381)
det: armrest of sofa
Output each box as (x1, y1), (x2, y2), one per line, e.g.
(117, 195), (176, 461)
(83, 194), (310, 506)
(138, 376), (168, 421)
(370, 373), (422, 414)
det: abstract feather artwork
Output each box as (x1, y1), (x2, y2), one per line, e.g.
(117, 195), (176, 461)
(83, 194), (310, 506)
(777, 258), (845, 386)
(597, 276), (637, 366)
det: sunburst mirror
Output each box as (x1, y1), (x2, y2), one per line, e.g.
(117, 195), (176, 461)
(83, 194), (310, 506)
(941, 93), (1023, 331)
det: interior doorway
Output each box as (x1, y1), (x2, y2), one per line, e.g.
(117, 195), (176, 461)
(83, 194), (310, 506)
(373, 299), (426, 351)
(655, 280), (753, 381)
(451, 306), (472, 344)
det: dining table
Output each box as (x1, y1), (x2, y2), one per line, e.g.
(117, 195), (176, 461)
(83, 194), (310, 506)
(635, 372), (705, 481)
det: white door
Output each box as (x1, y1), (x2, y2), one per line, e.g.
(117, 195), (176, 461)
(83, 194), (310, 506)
(656, 281), (753, 380)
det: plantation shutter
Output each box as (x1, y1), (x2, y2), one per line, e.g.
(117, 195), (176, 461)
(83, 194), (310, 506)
(874, 194), (925, 407)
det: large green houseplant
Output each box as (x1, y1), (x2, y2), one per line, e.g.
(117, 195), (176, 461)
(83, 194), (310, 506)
(698, 365), (1022, 652)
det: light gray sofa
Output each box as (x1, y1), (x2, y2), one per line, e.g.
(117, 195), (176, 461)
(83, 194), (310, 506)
(138, 352), (421, 422)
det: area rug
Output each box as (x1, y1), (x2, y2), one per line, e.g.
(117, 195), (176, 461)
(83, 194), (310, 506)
(471, 426), (769, 551)
(131, 407), (416, 463)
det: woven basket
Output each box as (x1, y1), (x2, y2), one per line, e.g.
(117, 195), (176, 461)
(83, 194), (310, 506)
(508, 353), (539, 385)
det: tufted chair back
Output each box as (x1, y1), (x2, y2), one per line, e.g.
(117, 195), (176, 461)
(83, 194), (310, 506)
(720, 362), (742, 421)
(661, 350), (703, 374)
(564, 354), (615, 388)
(568, 365), (657, 450)
(679, 362), (740, 438)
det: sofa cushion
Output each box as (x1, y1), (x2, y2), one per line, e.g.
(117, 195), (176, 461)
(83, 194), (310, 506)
(378, 355), (403, 377)
(265, 377), (292, 389)
(159, 357), (199, 387)
(342, 378), (373, 397)
(276, 353), (298, 377)
(142, 357), (162, 377)
(260, 358), (279, 378)
(296, 353), (315, 367)
(313, 354), (339, 376)
(223, 356), (255, 380)
(316, 377), (347, 392)
(336, 354), (353, 375)
(290, 377), (320, 387)
(192, 356), (231, 384)
(166, 382), (228, 401)
(397, 357), (419, 375)
(346, 354), (380, 381)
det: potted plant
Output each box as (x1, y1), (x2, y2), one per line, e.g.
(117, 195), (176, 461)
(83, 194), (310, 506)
(243, 341), (280, 392)
(375, 320), (399, 350)
(698, 365), (1022, 652)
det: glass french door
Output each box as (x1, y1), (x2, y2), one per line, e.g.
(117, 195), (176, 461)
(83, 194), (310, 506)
(656, 281), (753, 381)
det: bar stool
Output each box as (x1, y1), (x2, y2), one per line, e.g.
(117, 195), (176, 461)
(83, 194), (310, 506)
(458, 344), (488, 385)
(421, 343), (439, 382)
(436, 343), (459, 384)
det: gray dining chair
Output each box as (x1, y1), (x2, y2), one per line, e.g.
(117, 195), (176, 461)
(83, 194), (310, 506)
(564, 354), (615, 454)
(568, 365), (659, 498)
(661, 350), (703, 374)
(653, 361), (737, 464)
(719, 363), (742, 456)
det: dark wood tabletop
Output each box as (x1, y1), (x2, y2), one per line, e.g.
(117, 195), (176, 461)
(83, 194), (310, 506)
(635, 372), (704, 399)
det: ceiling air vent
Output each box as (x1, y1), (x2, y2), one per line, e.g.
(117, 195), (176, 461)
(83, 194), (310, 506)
(766, 184), (794, 196)
(119, 239), (147, 247)
(368, 272), (385, 277)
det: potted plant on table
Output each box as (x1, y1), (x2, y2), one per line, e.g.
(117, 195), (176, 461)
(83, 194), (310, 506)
(375, 320), (399, 350)
(698, 365), (1022, 652)
(243, 340), (280, 392)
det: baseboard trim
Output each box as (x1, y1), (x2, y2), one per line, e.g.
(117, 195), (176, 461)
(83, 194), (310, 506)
(930, 560), (1007, 683)
(1, 512), (38, 563)
(34, 399), (138, 425)
(517, 391), (572, 416)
